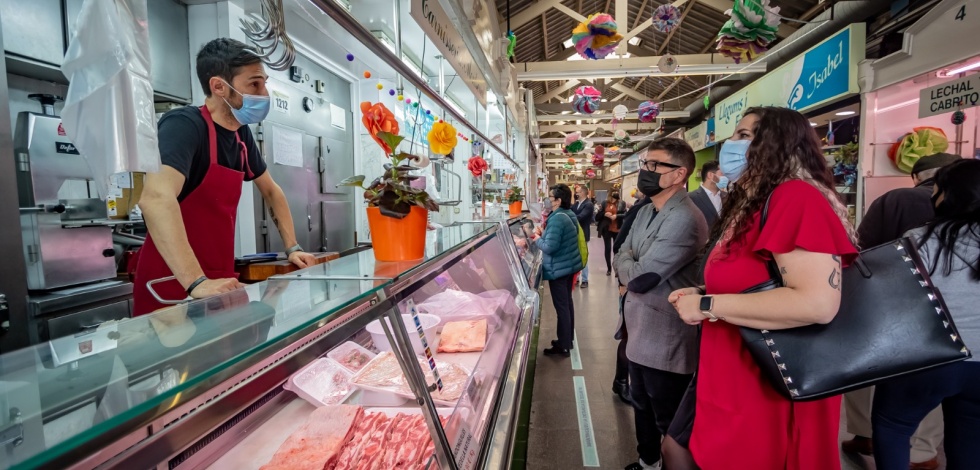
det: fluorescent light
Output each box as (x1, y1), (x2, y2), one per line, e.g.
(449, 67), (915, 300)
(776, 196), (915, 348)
(563, 38), (574, 49)
(875, 98), (919, 114)
(939, 59), (980, 77)
(371, 30), (396, 54)
(810, 122), (818, 127)
(835, 111), (856, 116)
(628, 37), (642, 46)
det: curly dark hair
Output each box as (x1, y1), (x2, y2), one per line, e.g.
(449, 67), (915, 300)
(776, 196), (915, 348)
(921, 159), (980, 281)
(710, 107), (855, 251)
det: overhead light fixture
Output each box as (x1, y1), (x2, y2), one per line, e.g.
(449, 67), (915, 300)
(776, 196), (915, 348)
(628, 37), (642, 46)
(835, 110), (856, 116)
(810, 122), (818, 127)
(939, 59), (980, 77)
(563, 38), (574, 49)
(371, 30), (396, 54)
(875, 98), (919, 114)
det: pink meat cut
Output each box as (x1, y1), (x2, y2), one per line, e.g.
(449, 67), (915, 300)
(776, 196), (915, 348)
(260, 405), (363, 470)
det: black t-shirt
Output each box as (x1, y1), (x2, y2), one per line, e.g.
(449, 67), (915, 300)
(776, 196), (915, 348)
(158, 106), (267, 201)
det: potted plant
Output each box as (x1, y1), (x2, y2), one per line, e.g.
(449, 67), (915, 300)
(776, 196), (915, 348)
(338, 102), (450, 261)
(505, 185), (524, 216)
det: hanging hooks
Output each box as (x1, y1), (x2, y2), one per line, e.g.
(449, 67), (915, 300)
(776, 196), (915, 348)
(239, 0), (296, 71)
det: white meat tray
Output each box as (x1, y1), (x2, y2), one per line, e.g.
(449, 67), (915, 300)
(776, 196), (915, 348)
(349, 350), (479, 407)
(327, 341), (377, 373)
(282, 358), (354, 407)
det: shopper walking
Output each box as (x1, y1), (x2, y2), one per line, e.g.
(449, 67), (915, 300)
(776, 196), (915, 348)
(615, 138), (706, 470)
(843, 152), (961, 469)
(573, 185), (594, 288)
(872, 158), (980, 470)
(534, 184), (583, 357)
(689, 161), (725, 229)
(669, 107), (858, 470)
(596, 191), (627, 275)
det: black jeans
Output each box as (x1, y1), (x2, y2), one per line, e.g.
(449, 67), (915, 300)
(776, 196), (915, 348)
(873, 361), (980, 470)
(629, 361), (693, 465)
(547, 274), (575, 349)
(602, 232), (616, 272)
(615, 294), (629, 382)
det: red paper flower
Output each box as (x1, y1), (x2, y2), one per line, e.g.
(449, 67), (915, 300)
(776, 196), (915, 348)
(468, 156), (489, 177)
(360, 101), (399, 154)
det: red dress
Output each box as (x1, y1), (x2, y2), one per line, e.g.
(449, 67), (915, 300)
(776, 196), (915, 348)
(691, 180), (858, 470)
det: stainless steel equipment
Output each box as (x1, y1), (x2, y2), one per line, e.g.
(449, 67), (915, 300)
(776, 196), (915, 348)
(14, 94), (116, 291)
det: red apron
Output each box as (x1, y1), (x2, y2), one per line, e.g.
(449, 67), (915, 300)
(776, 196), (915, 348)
(132, 105), (253, 316)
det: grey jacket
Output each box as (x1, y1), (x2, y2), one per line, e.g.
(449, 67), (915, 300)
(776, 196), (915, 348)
(614, 190), (708, 373)
(908, 225), (980, 362)
(689, 186), (722, 229)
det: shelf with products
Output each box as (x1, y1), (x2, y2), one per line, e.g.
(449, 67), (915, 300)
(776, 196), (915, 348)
(0, 221), (542, 470)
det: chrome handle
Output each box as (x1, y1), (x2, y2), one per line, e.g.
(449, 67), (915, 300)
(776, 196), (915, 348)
(146, 276), (191, 305)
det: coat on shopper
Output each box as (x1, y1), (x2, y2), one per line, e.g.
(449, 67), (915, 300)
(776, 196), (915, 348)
(857, 182), (935, 249)
(595, 199), (628, 237)
(536, 208), (583, 281)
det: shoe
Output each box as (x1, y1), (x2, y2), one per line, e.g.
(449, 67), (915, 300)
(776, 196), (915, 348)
(841, 436), (873, 456)
(910, 457), (939, 470)
(543, 346), (570, 357)
(625, 459), (662, 470)
(618, 384), (633, 405)
(612, 379), (627, 395)
(551, 339), (574, 349)
(581, 282), (589, 288)
(607, 270), (612, 276)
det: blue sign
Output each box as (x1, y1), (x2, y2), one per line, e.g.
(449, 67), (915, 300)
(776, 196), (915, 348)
(787, 28), (851, 110)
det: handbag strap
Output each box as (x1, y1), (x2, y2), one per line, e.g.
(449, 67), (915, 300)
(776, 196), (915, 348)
(758, 192), (785, 285)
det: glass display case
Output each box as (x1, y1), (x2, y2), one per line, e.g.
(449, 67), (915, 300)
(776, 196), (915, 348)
(0, 223), (540, 470)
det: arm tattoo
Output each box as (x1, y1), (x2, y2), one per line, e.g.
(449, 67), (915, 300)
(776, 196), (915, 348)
(268, 206), (281, 229)
(832, 254), (841, 264)
(829, 268), (842, 290)
(780, 266), (788, 275)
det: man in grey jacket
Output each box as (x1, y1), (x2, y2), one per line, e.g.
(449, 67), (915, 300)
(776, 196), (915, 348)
(614, 138), (708, 470)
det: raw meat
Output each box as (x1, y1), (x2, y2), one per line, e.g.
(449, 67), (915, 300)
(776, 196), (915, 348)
(260, 405), (363, 470)
(437, 320), (488, 353)
(323, 370), (351, 405)
(339, 349), (372, 372)
(331, 411), (390, 470)
(352, 352), (471, 404)
(350, 351), (406, 388)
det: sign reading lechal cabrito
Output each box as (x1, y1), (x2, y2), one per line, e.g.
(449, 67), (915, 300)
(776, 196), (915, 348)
(919, 74), (980, 118)
(411, 0), (488, 107)
(714, 24), (865, 139)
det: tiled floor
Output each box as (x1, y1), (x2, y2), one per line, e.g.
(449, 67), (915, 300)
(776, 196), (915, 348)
(526, 237), (946, 470)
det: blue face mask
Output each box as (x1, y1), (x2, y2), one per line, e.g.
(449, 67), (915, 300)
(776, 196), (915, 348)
(222, 80), (270, 125)
(719, 139), (750, 183)
(716, 175), (730, 191)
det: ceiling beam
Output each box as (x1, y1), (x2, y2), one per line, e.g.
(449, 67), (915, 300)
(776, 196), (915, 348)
(656, 76), (685, 99)
(540, 122), (661, 132)
(542, 16), (551, 59)
(517, 54), (767, 81)
(536, 110), (690, 121)
(501, 0), (563, 32)
(657, 0), (697, 55)
(535, 80), (580, 104)
(610, 83), (650, 101)
(554, 3), (587, 23)
(615, 0), (629, 54)
(632, 0), (650, 30)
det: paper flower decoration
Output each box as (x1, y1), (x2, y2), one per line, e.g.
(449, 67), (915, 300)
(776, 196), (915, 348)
(952, 110), (966, 125)
(638, 101), (661, 123)
(614, 129), (628, 140)
(571, 13), (623, 60)
(716, 0), (782, 63)
(592, 145), (605, 167)
(607, 146), (621, 158)
(613, 104), (629, 120)
(572, 86), (602, 114)
(564, 132), (586, 154)
(427, 121), (458, 155)
(630, 187), (639, 198)
(507, 31), (517, 59)
(360, 101), (399, 154)
(471, 140), (484, 157)
(888, 127), (950, 174)
(653, 4), (682, 33)
(467, 156), (489, 177)
(585, 168), (597, 179)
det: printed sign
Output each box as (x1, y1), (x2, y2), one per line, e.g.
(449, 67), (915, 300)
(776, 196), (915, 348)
(272, 90), (290, 114)
(919, 73), (980, 118)
(272, 127), (304, 168)
(55, 142), (80, 155)
(714, 24), (865, 139)
(411, 0), (488, 107)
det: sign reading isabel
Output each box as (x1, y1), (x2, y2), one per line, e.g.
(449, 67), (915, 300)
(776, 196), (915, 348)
(714, 24), (865, 139)
(919, 74), (980, 118)
(411, 0), (488, 107)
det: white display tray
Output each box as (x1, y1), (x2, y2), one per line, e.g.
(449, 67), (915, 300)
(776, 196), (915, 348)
(350, 352), (476, 407)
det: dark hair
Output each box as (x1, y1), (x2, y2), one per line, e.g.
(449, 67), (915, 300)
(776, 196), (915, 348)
(196, 38), (262, 96)
(701, 161), (720, 182)
(644, 137), (696, 176)
(610, 191), (620, 201)
(711, 107), (854, 251)
(550, 184), (572, 210)
(921, 159), (980, 281)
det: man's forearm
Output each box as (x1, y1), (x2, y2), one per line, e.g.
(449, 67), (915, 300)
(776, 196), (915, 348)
(141, 197), (204, 288)
(266, 186), (298, 248)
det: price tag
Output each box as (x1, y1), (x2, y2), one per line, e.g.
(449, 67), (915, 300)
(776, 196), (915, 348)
(406, 299), (443, 391)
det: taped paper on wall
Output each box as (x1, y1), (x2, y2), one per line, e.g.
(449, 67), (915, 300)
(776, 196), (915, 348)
(272, 127), (303, 168)
(330, 103), (346, 130)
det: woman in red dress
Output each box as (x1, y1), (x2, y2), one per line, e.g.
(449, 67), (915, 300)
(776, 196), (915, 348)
(668, 107), (858, 470)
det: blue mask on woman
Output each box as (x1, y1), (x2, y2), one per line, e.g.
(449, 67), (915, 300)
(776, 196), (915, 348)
(222, 80), (270, 125)
(719, 139), (750, 183)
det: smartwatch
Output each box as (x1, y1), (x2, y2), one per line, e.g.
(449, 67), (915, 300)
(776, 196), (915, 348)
(285, 244), (304, 256)
(699, 295), (721, 322)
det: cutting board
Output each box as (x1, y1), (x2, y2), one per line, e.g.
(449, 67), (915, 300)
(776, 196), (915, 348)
(236, 252), (339, 282)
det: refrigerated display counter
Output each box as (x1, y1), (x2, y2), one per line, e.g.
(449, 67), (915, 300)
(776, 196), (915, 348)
(0, 221), (542, 470)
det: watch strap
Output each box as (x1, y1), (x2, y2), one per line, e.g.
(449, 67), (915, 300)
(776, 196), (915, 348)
(186, 276), (208, 296)
(285, 244), (304, 256)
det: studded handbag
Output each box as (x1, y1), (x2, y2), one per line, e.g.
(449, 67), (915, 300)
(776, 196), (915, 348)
(737, 197), (972, 401)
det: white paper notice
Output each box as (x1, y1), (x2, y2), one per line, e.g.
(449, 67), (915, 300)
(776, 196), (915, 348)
(330, 103), (346, 130)
(273, 127), (304, 168)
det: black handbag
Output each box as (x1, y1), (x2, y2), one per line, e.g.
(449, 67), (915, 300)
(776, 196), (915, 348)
(738, 195), (972, 401)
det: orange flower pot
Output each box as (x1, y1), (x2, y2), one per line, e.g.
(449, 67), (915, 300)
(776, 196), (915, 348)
(367, 206), (428, 261)
(509, 201), (523, 217)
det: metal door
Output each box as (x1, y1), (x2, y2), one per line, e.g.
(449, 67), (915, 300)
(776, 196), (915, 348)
(261, 122), (319, 252)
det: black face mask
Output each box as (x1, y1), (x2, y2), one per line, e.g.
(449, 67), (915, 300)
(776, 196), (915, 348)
(637, 169), (664, 197)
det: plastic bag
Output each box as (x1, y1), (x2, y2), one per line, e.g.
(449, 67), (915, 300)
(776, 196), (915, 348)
(61, 0), (160, 200)
(417, 289), (501, 330)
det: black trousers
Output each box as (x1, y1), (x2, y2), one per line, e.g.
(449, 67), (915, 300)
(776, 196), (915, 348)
(615, 294), (629, 382)
(547, 274), (575, 349)
(629, 361), (693, 465)
(601, 231), (616, 272)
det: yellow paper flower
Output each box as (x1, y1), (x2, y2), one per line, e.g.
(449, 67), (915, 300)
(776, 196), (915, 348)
(427, 121), (458, 155)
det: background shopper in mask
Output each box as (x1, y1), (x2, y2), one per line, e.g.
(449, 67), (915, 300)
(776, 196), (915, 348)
(134, 39), (315, 315)
(689, 161), (725, 229)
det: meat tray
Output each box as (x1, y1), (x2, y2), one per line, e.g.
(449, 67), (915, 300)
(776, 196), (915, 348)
(327, 341), (377, 373)
(283, 358), (355, 407)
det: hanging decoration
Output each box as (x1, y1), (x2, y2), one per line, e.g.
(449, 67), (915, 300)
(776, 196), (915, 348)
(591, 145), (606, 167)
(638, 101), (661, 123)
(427, 121), (458, 155)
(363, 71), (372, 79)
(888, 127), (950, 174)
(952, 110), (966, 125)
(614, 129), (628, 140)
(652, 4), (683, 34)
(613, 104), (629, 120)
(468, 156), (489, 177)
(658, 54), (679, 73)
(585, 168), (597, 179)
(703, 95), (711, 110)
(361, 101), (399, 154)
(572, 86), (602, 114)
(507, 31), (517, 59)
(571, 13), (623, 60)
(567, 157), (577, 165)
(346, 53), (355, 62)
(715, 0), (782, 64)
(606, 146), (621, 158)
(563, 132), (587, 154)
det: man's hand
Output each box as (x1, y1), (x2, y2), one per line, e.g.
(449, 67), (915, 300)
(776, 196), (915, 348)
(189, 278), (245, 298)
(288, 251), (317, 269)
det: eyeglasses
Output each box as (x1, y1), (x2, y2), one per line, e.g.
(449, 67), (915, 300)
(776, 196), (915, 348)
(639, 159), (682, 172)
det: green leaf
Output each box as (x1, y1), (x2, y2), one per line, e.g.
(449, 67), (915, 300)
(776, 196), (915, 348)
(396, 152), (422, 162)
(336, 175), (366, 188)
(377, 132), (405, 152)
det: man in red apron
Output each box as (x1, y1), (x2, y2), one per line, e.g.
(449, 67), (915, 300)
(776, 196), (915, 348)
(133, 38), (315, 316)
